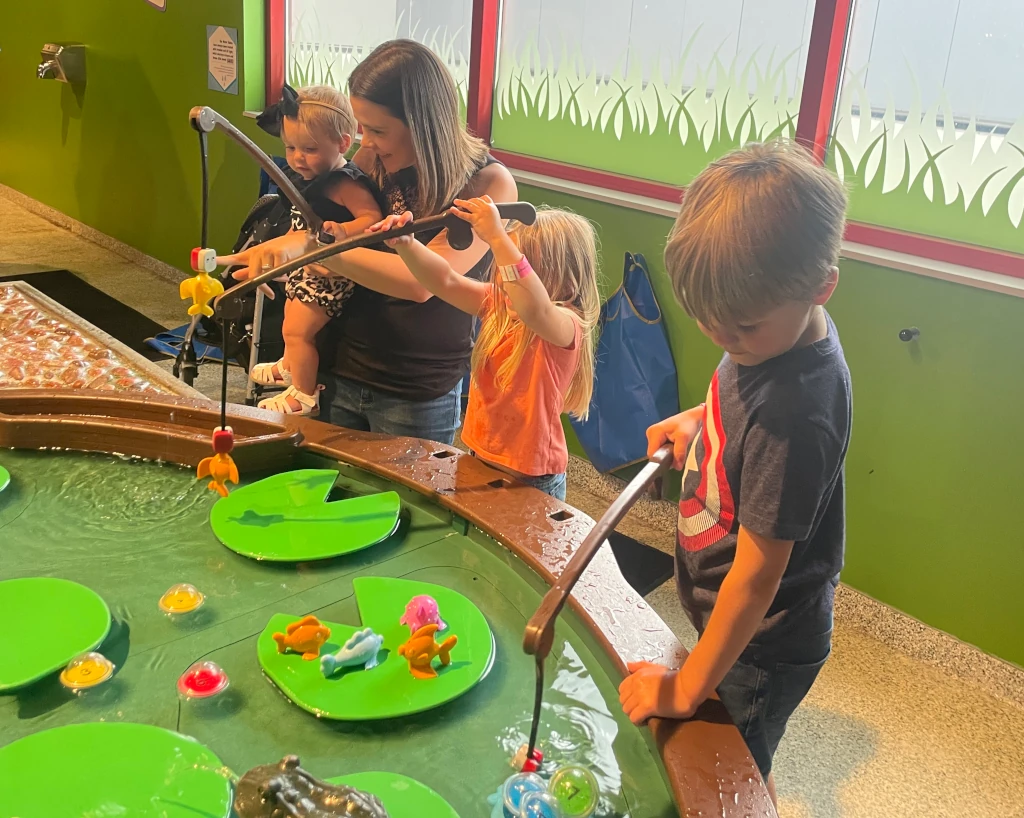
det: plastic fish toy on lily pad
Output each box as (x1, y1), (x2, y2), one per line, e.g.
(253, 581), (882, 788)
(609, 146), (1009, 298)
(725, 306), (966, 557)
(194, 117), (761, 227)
(272, 615), (331, 660)
(399, 595), (446, 635)
(397, 624), (457, 680)
(321, 628), (384, 676)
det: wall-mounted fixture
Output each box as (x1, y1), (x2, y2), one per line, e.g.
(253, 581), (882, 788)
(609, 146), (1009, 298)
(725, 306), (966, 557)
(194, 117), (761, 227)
(37, 44), (85, 86)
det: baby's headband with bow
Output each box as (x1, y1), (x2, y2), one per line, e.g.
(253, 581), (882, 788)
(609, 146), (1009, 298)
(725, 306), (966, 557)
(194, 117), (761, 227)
(256, 84), (348, 137)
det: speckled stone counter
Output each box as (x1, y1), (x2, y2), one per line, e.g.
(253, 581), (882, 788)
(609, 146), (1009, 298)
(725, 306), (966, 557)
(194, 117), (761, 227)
(0, 281), (201, 398)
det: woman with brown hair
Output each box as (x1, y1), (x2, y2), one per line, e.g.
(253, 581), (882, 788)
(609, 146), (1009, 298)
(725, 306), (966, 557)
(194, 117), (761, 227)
(226, 40), (517, 444)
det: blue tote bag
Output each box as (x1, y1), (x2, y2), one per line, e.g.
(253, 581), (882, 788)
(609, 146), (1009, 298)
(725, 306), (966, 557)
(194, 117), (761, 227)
(570, 252), (679, 472)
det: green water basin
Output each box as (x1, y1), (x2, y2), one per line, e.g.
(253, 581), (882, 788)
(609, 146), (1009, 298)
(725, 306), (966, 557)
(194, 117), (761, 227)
(0, 449), (677, 817)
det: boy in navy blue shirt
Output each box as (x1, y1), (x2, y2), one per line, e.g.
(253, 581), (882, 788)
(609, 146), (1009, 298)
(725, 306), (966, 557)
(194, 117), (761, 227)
(619, 141), (852, 807)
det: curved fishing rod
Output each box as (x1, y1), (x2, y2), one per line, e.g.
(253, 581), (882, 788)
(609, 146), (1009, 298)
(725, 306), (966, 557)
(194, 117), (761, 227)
(189, 105), (333, 245)
(519, 444), (674, 769)
(212, 202), (539, 320)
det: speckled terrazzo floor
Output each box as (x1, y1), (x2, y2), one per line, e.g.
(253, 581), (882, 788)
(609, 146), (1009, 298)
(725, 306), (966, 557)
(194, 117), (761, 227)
(3, 190), (1023, 818)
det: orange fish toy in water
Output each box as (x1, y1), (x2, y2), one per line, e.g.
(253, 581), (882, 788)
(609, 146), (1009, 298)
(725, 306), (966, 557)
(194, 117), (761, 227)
(397, 624), (458, 680)
(273, 615), (331, 660)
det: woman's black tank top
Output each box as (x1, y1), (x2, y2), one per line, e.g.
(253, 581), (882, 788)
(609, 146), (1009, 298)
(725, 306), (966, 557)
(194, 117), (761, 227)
(328, 156), (500, 401)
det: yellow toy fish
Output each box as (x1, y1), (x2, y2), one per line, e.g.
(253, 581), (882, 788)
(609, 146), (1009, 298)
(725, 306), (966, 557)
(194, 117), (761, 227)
(180, 272), (224, 318)
(196, 452), (238, 498)
(273, 615), (332, 660)
(397, 623), (458, 680)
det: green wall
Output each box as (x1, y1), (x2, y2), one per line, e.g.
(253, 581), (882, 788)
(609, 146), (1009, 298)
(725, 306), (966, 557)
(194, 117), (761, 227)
(0, 0), (273, 271)
(522, 184), (1024, 669)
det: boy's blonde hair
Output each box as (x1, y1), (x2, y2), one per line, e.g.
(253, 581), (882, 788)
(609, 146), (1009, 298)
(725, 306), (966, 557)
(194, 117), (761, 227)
(665, 140), (848, 328)
(472, 208), (600, 420)
(294, 85), (357, 144)
(349, 40), (489, 217)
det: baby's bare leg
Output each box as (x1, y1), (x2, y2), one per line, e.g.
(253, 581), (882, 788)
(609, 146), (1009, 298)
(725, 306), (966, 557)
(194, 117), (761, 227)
(282, 297), (330, 396)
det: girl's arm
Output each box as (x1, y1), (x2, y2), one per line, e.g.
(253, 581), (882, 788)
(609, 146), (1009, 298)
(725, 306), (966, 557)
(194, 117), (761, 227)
(325, 177), (383, 238)
(300, 178), (384, 278)
(221, 164), (518, 302)
(372, 212), (489, 315)
(453, 196), (578, 349)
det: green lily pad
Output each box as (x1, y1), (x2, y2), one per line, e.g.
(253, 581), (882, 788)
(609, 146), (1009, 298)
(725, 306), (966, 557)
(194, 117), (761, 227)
(0, 577), (111, 691)
(0, 722), (233, 818)
(258, 577), (495, 720)
(210, 469), (401, 562)
(0, 464), (9, 494)
(328, 772), (460, 818)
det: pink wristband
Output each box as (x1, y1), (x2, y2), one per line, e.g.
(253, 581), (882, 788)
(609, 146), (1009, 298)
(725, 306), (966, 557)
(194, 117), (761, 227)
(498, 254), (534, 282)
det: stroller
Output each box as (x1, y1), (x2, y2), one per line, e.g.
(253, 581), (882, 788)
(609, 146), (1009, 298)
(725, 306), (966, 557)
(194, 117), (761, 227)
(171, 160), (304, 405)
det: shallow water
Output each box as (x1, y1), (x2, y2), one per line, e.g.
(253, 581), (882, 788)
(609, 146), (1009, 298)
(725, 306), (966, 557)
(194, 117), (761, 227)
(0, 450), (677, 817)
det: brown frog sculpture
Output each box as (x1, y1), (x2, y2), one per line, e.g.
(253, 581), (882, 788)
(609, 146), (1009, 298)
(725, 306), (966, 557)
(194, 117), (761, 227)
(233, 755), (389, 818)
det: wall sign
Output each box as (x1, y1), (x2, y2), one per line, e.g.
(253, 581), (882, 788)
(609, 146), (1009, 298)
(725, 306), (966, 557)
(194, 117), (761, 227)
(206, 25), (238, 95)
(144, 0), (166, 9)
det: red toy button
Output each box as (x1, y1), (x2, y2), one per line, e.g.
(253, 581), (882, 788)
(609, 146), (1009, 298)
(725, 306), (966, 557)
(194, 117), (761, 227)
(177, 661), (229, 699)
(212, 427), (235, 454)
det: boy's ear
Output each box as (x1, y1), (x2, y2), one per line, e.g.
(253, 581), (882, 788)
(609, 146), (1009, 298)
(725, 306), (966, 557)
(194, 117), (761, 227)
(339, 133), (354, 154)
(814, 265), (839, 305)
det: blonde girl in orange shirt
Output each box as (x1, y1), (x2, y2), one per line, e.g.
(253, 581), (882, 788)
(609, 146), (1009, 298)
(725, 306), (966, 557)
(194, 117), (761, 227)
(373, 197), (599, 500)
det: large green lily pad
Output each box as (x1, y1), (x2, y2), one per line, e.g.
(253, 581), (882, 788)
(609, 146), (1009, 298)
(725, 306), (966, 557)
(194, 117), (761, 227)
(0, 722), (233, 818)
(0, 464), (9, 494)
(210, 469), (401, 561)
(0, 577), (111, 691)
(328, 772), (460, 818)
(258, 577), (495, 720)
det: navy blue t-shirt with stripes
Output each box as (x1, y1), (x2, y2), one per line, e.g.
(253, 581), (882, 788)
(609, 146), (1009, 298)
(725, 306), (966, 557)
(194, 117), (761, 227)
(676, 312), (852, 651)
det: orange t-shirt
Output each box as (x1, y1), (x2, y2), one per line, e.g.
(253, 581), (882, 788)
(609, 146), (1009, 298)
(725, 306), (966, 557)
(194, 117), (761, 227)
(462, 310), (582, 477)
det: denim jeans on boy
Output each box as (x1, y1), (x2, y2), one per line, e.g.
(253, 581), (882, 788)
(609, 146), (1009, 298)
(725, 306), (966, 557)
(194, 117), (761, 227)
(319, 372), (461, 445)
(715, 627), (832, 779)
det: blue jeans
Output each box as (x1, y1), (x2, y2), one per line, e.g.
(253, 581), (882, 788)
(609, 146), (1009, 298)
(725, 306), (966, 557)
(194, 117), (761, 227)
(319, 372), (461, 445)
(517, 471), (567, 501)
(469, 449), (567, 501)
(715, 630), (832, 778)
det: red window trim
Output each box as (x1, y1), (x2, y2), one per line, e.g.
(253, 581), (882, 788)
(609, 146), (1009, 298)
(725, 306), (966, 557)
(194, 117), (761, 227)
(494, 149), (1024, 280)
(266, 0), (285, 106)
(489, 150), (683, 204)
(466, 0), (500, 143)
(264, 0), (1024, 281)
(795, 0), (854, 161)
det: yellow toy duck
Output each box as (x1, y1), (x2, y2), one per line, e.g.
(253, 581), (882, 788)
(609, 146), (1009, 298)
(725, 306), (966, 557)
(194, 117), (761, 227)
(180, 271), (224, 318)
(180, 247), (223, 318)
(197, 427), (238, 498)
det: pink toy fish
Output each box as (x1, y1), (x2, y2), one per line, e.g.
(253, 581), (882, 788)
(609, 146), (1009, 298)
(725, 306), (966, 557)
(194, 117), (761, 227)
(400, 595), (447, 635)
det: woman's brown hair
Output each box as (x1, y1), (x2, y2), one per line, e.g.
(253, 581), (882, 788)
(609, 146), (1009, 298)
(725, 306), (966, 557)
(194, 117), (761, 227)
(349, 40), (489, 217)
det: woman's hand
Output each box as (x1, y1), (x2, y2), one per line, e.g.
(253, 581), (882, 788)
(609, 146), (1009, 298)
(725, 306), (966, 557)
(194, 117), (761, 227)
(451, 195), (507, 245)
(368, 212), (416, 248)
(216, 231), (313, 297)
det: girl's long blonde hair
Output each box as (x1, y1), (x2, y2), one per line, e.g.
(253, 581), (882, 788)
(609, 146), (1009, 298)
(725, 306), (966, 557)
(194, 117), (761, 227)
(348, 40), (489, 216)
(471, 208), (600, 420)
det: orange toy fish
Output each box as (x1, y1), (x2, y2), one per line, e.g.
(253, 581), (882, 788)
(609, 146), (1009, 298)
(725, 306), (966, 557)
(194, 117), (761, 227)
(397, 624), (458, 680)
(272, 615), (332, 660)
(196, 452), (238, 498)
